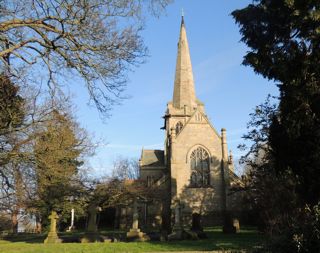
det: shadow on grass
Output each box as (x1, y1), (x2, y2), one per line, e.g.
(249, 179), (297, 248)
(1, 233), (46, 244)
(1, 227), (265, 251)
(145, 228), (265, 251)
(1, 230), (127, 244)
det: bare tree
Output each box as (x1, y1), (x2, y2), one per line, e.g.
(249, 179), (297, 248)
(111, 156), (139, 180)
(0, 0), (172, 115)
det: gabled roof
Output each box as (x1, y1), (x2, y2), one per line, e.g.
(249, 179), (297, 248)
(175, 109), (221, 140)
(140, 149), (165, 168)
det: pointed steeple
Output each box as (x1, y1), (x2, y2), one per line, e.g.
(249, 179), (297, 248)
(172, 16), (197, 109)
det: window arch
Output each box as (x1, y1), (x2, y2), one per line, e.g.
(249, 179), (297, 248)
(190, 147), (210, 187)
(175, 121), (183, 135)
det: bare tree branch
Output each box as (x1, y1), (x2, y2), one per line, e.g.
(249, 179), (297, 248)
(0, 0), (173, 116)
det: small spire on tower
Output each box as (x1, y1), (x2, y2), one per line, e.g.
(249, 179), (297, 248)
(172, 14), (197, 110)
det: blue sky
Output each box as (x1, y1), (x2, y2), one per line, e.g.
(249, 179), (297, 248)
(72, 0), (279, 176)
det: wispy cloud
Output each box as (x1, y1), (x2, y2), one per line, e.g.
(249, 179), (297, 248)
(194, 46), (244, 94)
(195, 48), (241, 77)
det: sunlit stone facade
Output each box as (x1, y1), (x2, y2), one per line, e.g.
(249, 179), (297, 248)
(138, 17), (240, 231)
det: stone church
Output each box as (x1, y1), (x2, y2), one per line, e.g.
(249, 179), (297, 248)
(137, 17), (241, 232)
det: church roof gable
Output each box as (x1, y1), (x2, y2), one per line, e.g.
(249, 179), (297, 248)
(140, 149), (165, 168)
(176, 109), (220, 140)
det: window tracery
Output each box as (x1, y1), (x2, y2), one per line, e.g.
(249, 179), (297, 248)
(190, 147), (210, 187)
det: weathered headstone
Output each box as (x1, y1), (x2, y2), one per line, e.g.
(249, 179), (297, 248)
(126, 198), (149, 241)
(168, 201), (185, 240)
(173, 203), (182, 230)
(233, 218), (240, 232)
(81, 205), (104, 243)
(44, 211), (61, 243)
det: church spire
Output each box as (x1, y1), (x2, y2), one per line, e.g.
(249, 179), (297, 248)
(172, 16), (197, 109)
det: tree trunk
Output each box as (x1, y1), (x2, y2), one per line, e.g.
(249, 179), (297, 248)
(11, 209), (18, 233)
(35, 214), (42, 233)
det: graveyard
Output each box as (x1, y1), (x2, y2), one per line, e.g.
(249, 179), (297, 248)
(1, 1), (320, 253)
(0, 227), (264, 253)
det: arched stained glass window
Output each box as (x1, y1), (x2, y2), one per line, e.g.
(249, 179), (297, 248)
(176, 121), (183, 135)
(190, 147), (210, 187)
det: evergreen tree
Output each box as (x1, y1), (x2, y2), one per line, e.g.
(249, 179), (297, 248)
(0, 74), (25, 170)
(0, 74), (26, 233)
(34, 110), (87, 227)
(232, 1), (320, 251)
(232, 0), (320, 207)
(0, 74), (24, 134)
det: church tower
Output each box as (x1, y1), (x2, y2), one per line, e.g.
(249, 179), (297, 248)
(163, 16), (231, 224)
(139, 16), (235, 230)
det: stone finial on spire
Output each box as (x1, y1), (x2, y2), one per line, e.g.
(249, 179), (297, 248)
(181, 8), (184, 25)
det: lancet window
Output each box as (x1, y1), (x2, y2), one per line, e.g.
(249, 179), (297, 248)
(175, 121), (183, 135)
(190, 147), (210, 187)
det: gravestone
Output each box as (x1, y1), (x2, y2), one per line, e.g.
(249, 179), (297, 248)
(168, 201), (185, 240)
(81, 205), (104, 243)
(126, 198), (149, 241)
(44, 211), (61, 243)
(233, 218), (240, 232)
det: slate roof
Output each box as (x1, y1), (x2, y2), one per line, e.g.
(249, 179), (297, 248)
(140, 149), (165, 168)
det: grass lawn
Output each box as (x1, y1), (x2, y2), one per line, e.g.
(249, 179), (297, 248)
(0, 227), (265, 253)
